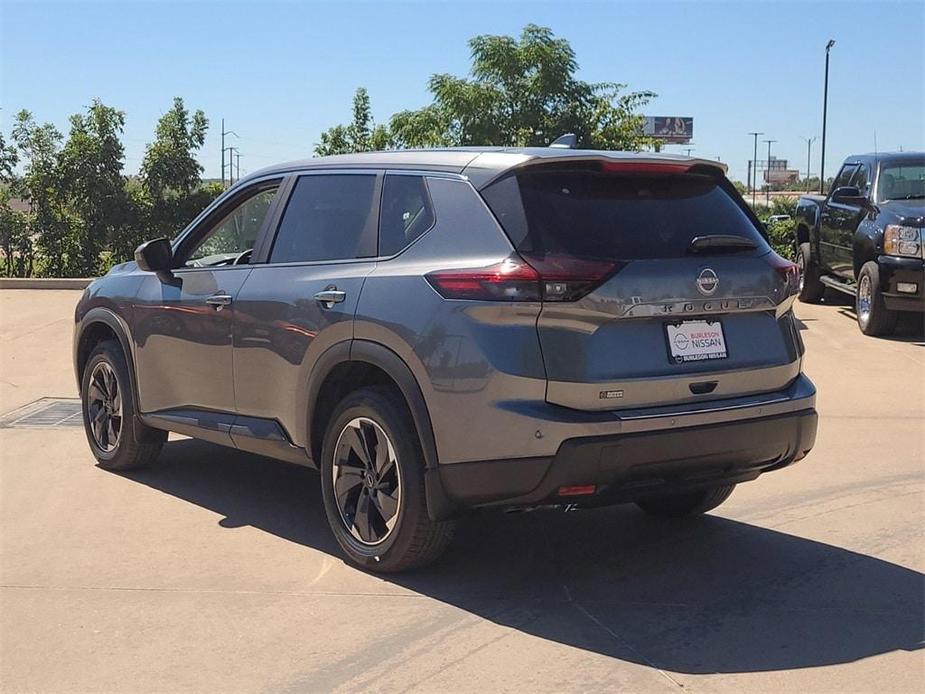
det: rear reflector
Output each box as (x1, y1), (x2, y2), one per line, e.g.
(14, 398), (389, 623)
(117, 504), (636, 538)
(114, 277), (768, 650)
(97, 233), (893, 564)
(558, 485), (597, 497)
(426, 254), (619, 302)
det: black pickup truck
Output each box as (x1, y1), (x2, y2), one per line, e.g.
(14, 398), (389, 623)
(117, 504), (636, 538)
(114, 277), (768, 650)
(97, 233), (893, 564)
(794, 152), (924, 335)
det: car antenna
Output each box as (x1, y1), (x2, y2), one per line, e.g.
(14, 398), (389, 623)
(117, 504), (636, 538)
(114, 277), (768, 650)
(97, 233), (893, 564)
(550, 133), (577, 149)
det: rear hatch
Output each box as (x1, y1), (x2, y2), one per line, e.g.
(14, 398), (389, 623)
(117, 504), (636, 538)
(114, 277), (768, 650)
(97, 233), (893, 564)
(480, 159), (801, 411)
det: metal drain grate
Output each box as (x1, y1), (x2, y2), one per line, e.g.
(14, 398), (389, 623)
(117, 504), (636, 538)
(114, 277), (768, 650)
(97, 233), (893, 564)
(0, 398), (83, 428)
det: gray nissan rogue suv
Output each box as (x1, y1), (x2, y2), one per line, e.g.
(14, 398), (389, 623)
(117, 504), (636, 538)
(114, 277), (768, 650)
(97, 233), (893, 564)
(73, 148), (818, 571)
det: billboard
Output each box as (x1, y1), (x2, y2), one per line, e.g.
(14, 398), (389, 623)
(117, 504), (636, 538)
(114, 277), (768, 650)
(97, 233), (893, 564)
(644, 116), (693, 143)
(765, 168), (800, 184)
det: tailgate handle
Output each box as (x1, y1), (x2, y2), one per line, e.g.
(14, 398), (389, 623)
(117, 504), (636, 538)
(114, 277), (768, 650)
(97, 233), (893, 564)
(689, 381), (718, 395)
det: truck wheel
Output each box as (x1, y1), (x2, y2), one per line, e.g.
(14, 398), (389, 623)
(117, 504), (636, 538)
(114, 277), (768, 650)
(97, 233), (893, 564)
(81, 341), (166, 470)
(797, 242), (825, 303)
(636, 484), (735, 518)
(856, 261), (898, 336)
(320, 386), (456, 572)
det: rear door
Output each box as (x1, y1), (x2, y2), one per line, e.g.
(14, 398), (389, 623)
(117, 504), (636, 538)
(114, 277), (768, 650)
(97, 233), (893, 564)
(232, 171), (380, 442)
(480, 161), (801, 411)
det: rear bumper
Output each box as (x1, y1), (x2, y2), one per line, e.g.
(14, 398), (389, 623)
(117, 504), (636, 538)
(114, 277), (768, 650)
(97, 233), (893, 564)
(879, 255), (925, 313)
(438, 375), (817, 510)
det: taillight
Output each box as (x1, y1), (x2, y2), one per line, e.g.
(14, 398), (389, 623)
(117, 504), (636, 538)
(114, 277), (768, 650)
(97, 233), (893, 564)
(426, 256), (542, 301)
(522, 254), (621, 301)
(425, 254), (619, 302)
(768, 252), (800, 296)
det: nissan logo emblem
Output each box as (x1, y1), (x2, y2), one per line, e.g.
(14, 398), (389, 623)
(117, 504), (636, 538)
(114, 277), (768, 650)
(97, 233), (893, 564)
(696, 268), (719, 295)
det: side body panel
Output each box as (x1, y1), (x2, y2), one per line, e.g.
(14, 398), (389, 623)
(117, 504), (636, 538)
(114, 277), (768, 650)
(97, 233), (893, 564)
(133, 267), (252, 413)
(354, 176), (549, 465)
(232, 260), (376, 445)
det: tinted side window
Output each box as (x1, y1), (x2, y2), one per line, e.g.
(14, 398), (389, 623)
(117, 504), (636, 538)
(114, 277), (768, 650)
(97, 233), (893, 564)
(851, 164), (871, 195)
(270, 174), (377, 263)
(185, 186), (278, 267)
(832, 164), (859, 191)
(379, 175), (435, 256)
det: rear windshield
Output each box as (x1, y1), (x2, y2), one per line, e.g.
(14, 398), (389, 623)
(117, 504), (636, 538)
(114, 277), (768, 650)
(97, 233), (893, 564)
(481, 167), (768, 261)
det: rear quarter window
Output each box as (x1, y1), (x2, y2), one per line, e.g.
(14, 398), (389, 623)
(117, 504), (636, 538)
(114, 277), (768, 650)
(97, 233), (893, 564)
(481, 167), (769, 261)
(379, 175), (435, 256)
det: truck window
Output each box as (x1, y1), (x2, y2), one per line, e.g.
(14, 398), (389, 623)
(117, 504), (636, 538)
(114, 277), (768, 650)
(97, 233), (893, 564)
(851, 164), (871, 196)
(832, 164), (859, 192)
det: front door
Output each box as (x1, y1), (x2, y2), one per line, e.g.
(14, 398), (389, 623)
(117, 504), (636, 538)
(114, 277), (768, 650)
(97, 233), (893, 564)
(819, 163), (860, 277)
(133, 180), (283, 414)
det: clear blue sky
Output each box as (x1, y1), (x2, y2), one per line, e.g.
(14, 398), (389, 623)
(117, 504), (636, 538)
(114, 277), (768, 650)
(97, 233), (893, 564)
(2, 0), (923, 184)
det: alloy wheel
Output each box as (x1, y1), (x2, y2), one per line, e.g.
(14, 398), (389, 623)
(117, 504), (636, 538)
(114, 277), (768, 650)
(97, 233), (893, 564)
(87, 361), (122, 452)
(332, 417), (402, 546)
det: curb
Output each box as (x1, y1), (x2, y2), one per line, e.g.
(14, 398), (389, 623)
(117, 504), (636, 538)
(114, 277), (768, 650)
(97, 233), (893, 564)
(0, 278), (94, 290)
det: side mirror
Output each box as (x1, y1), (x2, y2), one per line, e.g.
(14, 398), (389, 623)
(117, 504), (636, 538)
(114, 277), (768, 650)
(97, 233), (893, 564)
(134, 238), (174, 273)
(831, 186), (868, 206)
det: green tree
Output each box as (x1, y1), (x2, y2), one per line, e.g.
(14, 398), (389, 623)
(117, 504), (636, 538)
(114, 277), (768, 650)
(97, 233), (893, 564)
(56, 99), (129, 276)
(389, 24), (656, 150)
(11, 110), (66, 276)
(0, 132), (34, 277)
(130, 97), (212, 255)
(315, 88), (392, 156)
(141, 97), (208, 200)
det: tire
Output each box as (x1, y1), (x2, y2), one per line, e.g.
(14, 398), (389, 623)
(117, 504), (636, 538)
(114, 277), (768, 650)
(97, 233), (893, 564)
(81, 340), (166, 470)
(636, 484), (736, 518)
(856, 261), (898, 337)
(320, 386), (455, 572)
(797, 242), (825, 303)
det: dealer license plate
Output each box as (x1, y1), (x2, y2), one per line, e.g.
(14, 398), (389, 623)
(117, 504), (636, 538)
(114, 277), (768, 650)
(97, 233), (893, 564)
(666, 320), (728, 363)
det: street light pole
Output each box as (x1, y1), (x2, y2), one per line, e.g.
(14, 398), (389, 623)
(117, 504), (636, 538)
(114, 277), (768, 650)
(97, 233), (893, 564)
(820, 39), (835, 194)
(764, 139), (777, 206)
(749, 132), (763, 206)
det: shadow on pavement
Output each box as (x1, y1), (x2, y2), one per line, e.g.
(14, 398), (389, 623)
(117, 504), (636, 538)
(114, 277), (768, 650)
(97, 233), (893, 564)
(813, 290), (925, 342)
(124, 438), (925, 675)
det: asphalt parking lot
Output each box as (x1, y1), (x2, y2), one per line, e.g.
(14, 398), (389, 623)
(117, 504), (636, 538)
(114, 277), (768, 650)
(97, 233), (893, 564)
(1, 289), (922, 693)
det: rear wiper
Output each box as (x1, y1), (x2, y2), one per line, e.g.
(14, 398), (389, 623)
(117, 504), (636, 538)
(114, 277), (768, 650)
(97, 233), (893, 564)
(688, 235), (758, 253)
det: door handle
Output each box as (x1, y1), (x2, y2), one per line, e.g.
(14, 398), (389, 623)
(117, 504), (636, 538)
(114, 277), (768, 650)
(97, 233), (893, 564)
(206, 293), (233, 310)
(314, 288), (346, 309)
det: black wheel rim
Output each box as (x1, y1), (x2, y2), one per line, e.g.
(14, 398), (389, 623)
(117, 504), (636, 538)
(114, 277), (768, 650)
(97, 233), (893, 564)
(87, 361), (122, 452)
(332, 417), (401, 546)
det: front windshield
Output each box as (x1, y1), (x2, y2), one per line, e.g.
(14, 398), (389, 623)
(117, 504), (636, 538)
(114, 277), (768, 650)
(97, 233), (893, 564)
(877, 162), (925, 203)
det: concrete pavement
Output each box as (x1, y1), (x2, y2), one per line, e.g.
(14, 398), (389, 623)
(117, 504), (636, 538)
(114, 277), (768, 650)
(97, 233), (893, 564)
(1, 289), (922, 693)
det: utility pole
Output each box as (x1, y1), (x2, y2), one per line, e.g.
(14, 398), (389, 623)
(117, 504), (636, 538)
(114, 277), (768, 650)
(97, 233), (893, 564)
(747, 159), (752, 195)
(234, 151), (242, 181)
(227, 146), (239, 186)
(801, 136), (817, 188)
(820, 39), (835, 194)
(221, 119), (238, 188)
(748, 132), (763, 206)
(764, 139), (777, 206)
